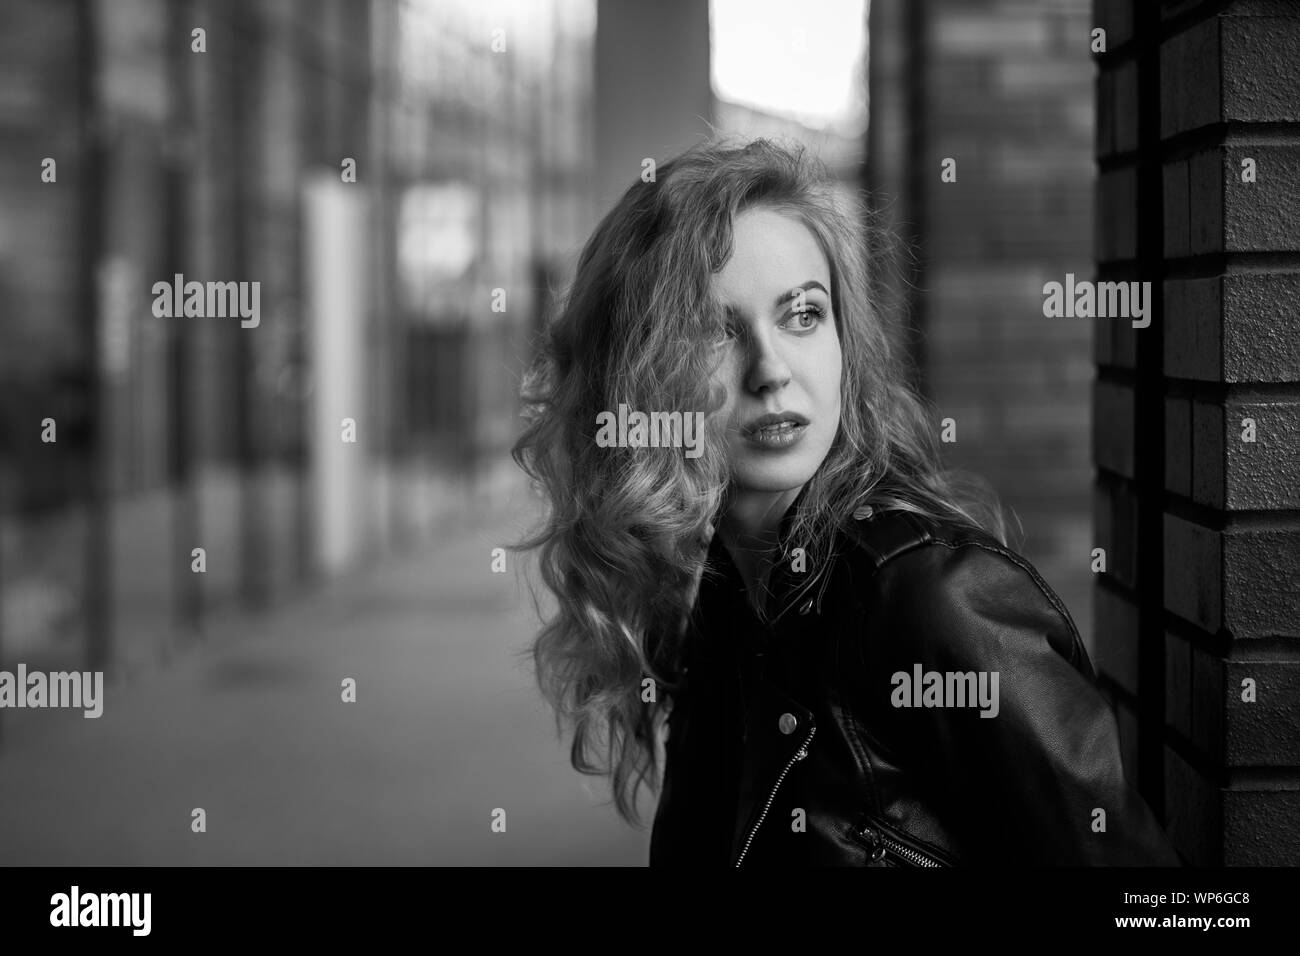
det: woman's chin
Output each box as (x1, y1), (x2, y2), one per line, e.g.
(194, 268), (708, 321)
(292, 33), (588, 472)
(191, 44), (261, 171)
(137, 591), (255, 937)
(730, 463), (819, 495)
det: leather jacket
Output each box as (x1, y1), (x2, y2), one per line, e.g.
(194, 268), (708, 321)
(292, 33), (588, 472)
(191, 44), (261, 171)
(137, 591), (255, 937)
(648, 501), (1182, 867)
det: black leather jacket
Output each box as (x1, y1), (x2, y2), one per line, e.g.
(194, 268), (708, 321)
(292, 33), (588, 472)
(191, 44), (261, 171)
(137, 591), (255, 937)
(649, 503), (1182, 867)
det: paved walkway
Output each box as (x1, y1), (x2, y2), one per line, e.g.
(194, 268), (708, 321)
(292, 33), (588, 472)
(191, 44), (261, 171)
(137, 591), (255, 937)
(0, 477), (652, 866)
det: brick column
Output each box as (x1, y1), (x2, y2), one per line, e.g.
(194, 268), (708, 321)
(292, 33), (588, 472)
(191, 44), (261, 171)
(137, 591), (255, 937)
(1093, 0), (1300, 866)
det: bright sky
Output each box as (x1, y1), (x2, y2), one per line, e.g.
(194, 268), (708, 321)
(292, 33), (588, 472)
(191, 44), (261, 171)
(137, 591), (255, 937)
(709, 0), (868, 130)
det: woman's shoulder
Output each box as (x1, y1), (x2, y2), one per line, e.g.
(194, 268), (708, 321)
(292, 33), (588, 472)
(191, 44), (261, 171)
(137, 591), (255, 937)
(838, 506), (1019, 586)
(840, 506), (1000, 566)
(837, 507), (1086, 668)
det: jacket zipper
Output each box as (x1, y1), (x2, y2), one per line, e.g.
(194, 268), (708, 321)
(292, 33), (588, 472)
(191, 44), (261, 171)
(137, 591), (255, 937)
(856, 818), (951, 867)
(734, 725), (815, 867)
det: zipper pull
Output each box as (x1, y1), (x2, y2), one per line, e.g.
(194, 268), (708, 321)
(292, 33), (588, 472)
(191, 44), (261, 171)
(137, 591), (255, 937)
(858, 825), (887, 862)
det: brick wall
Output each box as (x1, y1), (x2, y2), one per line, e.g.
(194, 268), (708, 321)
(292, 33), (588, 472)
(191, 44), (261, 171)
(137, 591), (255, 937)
(868, 0), (1098, 658)
(1094, 0), (1300, 866)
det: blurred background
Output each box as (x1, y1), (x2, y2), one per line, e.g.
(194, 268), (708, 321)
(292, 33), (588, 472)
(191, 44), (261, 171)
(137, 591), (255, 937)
(0, 0), (1099, 864)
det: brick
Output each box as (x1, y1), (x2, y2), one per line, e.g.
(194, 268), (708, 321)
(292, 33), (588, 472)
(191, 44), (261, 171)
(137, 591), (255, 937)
(996, 58), (1092, 96)
(1093, 380), (1135, 477)
(1165, 395), (1192, 496)
(1162, 160), (1191, 257)
(930, 265), (1046, 306)
(1222, 146), (1300, 251)
(1163, 512), (1223, 633)
(933, 14), (1050, 55)
(1006, 305), (1094, 350)
(1094, 480), (1138, 589)
(1092, 480), (1114, 566)
(930, 397), (994, 444)
(1000, 397), (1091, 439)
(1112, 317), (1138, 369)
(1223, 400), (1300, 510)
(1164, 277), (1219, 381)
(1095, 166), (1138, 263)
(1113, 60), (1139, 154)
(1095, 584), (1140, 694)
(1164, 744), (1220, 867)
(1095, 58), (1134, 161)
(1165, 631), (1193, 736)
(1221, 16), (1300, 122)
(1094, 306), (1138, 371)
(1094, 0), (1135, 49)
(1114, 483), (1139, 588)
(1093, 312), (1114, 366)
(1161, 14), (1300, 137)
(1188, 148), (1225, 255)
(1190, 644), (1226, 758)
(1095, 69), (1114, 159)
(1225, 660), (1300, 765)
(1224, 789), (1300, 865)
(1223, 526), (1300, 638)
(1221, 277), (1300, 383)
(1191, 401), (1225, 508)
(1160, 17), (1221, 139)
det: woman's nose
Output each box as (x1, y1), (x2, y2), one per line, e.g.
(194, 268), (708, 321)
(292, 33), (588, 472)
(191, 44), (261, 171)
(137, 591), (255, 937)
(745, 331), (793, 394)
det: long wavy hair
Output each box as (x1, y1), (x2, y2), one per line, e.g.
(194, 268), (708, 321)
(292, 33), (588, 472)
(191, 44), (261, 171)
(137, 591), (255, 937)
(509, 136), (1012, 827)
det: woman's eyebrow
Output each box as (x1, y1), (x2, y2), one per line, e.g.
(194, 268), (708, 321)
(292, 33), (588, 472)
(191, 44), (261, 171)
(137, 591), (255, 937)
(720, 280), (830, 317)
(775, 280), (829, 308)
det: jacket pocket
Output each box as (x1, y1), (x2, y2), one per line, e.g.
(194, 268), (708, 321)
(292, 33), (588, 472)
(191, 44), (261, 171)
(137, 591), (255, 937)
(850, 813), (957, 868)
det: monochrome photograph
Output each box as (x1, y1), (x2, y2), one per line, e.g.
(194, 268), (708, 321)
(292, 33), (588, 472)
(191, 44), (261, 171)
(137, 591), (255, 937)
(0, 0), (1295, 937)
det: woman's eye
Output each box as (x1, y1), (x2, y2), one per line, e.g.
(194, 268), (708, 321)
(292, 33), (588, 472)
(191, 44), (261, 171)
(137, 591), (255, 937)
(711, 323), (740, 346)
(786, 306), (825, 330)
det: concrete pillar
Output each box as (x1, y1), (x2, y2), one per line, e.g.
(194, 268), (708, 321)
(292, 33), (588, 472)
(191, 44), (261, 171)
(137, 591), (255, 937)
(593, 0), (712, 210)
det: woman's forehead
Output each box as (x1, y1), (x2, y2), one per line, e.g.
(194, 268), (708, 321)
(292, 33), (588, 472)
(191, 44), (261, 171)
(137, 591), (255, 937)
(712, 209), (831, 303)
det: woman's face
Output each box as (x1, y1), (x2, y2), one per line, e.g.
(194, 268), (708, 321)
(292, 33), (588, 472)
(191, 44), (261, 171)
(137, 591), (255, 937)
(708, 206), (843, 497)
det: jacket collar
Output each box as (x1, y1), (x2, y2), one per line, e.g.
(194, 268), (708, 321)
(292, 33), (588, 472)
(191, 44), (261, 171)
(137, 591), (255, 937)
(705, 484), (839, 623)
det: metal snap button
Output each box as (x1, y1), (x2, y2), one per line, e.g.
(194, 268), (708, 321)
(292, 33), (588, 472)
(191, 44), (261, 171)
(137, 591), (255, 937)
(778, 712), (798, 735)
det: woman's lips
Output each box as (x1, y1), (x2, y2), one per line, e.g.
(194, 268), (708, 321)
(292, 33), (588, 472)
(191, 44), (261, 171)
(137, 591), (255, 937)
(743, 411), (810, 434)
(744, 420), (808, 449)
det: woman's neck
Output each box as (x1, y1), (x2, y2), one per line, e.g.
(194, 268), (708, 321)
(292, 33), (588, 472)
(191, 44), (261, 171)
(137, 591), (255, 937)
(715, 485), (804, 613)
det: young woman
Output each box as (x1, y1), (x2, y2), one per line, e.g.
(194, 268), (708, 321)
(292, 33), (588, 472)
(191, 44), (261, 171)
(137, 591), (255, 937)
(510, 137), (1180, 867)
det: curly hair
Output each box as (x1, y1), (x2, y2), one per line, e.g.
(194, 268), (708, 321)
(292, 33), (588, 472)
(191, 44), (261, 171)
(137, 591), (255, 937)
(508, 136), (1011, 827)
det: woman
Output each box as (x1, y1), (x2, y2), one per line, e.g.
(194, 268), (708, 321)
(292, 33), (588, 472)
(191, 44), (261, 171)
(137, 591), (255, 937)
(510, 137), (1180, 867)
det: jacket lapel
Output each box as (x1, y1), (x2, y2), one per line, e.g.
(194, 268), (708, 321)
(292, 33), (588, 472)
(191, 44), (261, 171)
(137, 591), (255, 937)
(729, 669), (817, 865)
